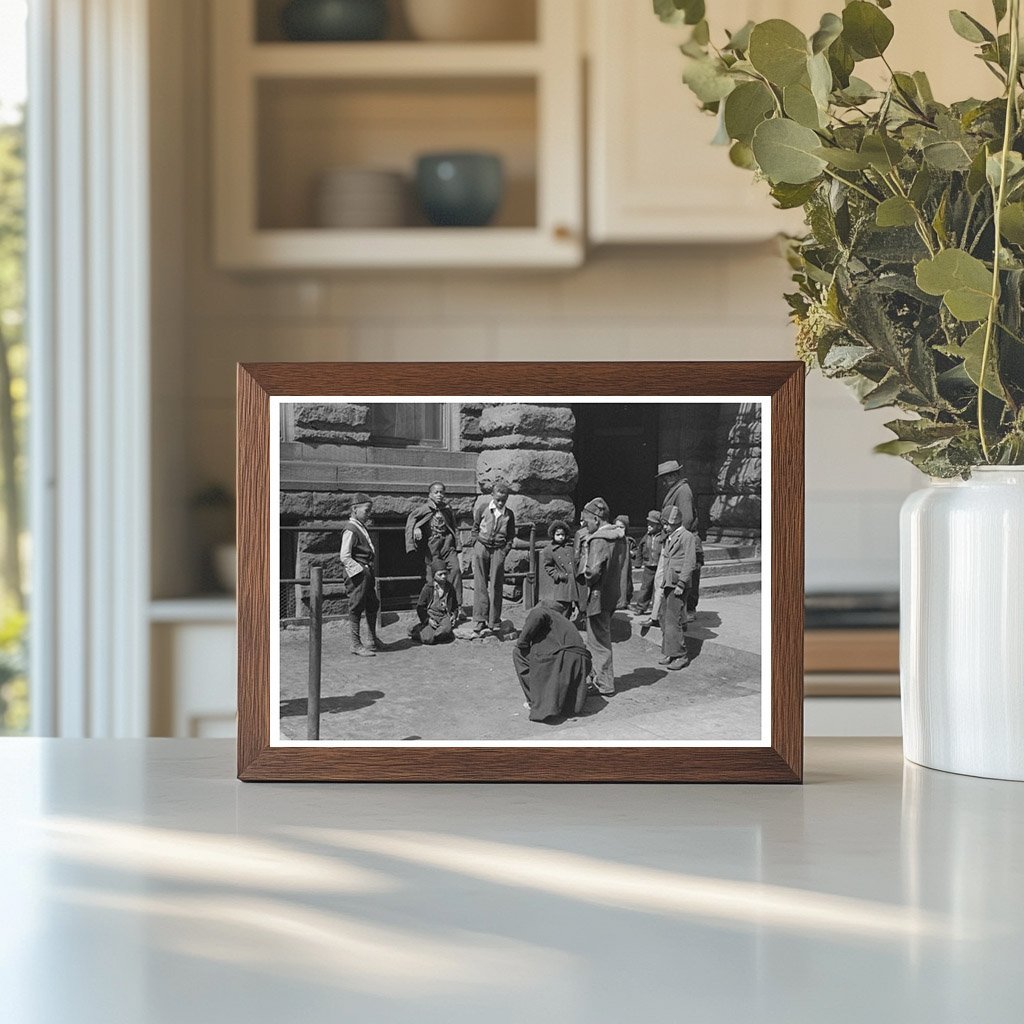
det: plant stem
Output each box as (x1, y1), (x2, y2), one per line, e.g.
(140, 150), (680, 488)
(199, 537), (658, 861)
(979, 0), (1021, 462)
(822, 167), (880, 205)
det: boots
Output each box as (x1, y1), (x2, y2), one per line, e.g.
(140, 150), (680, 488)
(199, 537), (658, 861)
(365, 614), (384, 651)
(350, 619), (375, 657)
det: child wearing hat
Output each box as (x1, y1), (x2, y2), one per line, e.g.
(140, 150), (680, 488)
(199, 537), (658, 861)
(410, 558), (458, 645)
(632, 510), (664, 615)
(338, 493), (382, 657)
(540, 519), (578, 618)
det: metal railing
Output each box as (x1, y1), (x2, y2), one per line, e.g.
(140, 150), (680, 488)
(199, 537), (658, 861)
(282, 521), (541, 739)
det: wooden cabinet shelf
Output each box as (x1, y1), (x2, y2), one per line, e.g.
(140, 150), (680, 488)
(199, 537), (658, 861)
(212, 0), (582, 269)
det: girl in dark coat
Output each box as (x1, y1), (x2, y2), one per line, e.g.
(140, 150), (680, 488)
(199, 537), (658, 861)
(540, 520), (578, 617)
(513, 601), (592, 722)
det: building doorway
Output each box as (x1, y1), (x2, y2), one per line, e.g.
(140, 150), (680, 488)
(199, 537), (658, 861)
(572, 403), (660, 529)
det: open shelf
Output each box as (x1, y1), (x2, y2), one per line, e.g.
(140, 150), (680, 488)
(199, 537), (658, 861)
(212, 0), (581, 268)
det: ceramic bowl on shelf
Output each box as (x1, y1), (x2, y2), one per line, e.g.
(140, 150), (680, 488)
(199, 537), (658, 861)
(403, 0), (534, 42)
(315, 167), (408, 229)
(280, 0), (388, 42)
(414, 152), (504, 227)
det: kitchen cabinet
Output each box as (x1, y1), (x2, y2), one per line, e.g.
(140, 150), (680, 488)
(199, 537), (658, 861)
(211, 0), (583, 269)
(586, 0), (999, 244)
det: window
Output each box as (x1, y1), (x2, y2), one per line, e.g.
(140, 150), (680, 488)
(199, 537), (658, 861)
(0, 0), (27, 734)
(369, 403), (445, 447)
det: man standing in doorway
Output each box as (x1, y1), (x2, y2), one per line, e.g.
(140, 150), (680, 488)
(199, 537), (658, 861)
(657, 460), (696, 531)
(405, 481), (463, 611)
(470, 481), (516, 634)
(576, 497), (627, 697)
(339, 493), (383, 658)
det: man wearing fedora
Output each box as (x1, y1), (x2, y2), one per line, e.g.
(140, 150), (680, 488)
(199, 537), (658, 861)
(657, 459), (696, 532)
(576, 496), (628, 697)
(339, 493), (383, 658)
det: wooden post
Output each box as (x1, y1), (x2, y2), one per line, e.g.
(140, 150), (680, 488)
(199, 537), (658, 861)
(307, 565), (323, 741)
(527, 524), (537, 609)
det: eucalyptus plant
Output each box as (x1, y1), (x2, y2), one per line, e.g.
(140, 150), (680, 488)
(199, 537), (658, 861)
(657, 0), (1024, 475)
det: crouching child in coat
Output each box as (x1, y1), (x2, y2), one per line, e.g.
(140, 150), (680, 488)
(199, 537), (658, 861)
(409, 559), (458, 645)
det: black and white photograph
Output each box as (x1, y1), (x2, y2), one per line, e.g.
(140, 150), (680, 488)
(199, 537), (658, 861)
(270, 397), (769, 746)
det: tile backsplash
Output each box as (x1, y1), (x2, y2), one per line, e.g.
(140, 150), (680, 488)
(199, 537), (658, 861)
(180, 246), (917, 594)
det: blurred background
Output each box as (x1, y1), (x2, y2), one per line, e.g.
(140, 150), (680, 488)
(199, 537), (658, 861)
(0, 0), (997, 740)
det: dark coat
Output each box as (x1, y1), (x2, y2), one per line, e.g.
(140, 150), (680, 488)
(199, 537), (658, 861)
(637, 529), (665, 568)
(540, 542), (578, 604)
(513, 602), (591, 722)
(576, 521), (628, 616)
(662, 527), (698, 589)
(662, 479), (696, 532)
(405, 499), (461, 556)
(416, 579), (459, 626)
(472, 501), (516, 552)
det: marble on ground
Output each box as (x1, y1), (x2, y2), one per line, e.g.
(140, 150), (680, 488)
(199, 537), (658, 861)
(278, 593), (763, 743)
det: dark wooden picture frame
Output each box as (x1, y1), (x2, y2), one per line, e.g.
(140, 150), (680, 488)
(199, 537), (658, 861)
(237, 362), (804, 782)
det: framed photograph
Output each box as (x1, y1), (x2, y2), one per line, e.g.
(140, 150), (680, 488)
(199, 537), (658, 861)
(237, 362), (803, 782)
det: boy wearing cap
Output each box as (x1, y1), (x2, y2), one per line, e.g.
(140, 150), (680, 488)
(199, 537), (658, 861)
(405, 481), (463, 611)
(410, 559), (458, 645)
(614, 515), (634, 608)
(339, 493), (382, 658)
(576, 497), (628, 697)
(540, 519), (577, 618)
(470, 481), (516, 633)
(659, 510), (698, 671)
(632, 510), (664, 615)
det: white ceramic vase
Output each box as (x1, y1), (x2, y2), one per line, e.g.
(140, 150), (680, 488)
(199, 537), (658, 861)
(900, 467), (1024, 780)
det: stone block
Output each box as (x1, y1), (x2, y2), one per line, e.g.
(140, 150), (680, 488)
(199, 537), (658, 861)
(710, 493), (762, 528)
(293, 403), (371, 444)
(716, 457), (762, 495)
(479, 432), (574, 451)
(479, 403), (575, 440)
(506, 494), (576, 530)
(280, 491), (317, 518)
(477, 450), (578, 494)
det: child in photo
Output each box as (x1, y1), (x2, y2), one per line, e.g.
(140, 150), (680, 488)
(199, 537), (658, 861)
(540, 519), (578, 618)
(410, 559), (459, 645)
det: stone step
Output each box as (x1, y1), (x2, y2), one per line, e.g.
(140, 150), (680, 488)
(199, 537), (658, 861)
(700, 558), (761, 579)
(702, 543), (761, 563)
(700, 573), (762, 599)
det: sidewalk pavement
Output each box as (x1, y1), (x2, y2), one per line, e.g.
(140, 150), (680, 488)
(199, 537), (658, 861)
(278, 593), (763, 743)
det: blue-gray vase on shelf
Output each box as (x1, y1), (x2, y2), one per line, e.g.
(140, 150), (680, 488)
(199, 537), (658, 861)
(280, 0), (388, 42)
(415, 152), (505, 228)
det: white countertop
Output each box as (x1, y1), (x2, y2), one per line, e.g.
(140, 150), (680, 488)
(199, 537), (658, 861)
(1, 738), (1021, 1023)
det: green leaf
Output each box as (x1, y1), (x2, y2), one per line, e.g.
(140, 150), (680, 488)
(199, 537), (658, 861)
(723, 81), (775, 144)
(691, 19), (710, 45)
(876, 197), (918, 228)
(967, 144), (991, 194)
(915, 249), (994, 322)
(923, 140), (972, 171)
(808, 51), (833, 109)
(827, 36), (856, 89)
(751, 118), (828, 184)
(993, 0), (1008, 24)
(862, 374), (903, 409)
(909, 164), (933, 205)
(1000, 203), (1024, 245)
(842, 1), (895, 59)
(724, 20), (755, 53)
(729, 140), (757, 169)
(770, 180), (820, 209)
(810, 12), (843, 54)
(884, 418), (963, 443)
(784, 80), (824, 129)
(939, 325), (1006, 398)
(814, 146), (872, 170)
(874, 439), (922, 455)
(948, 10), (994, 44)
(653, 0), (705, 26)
(682, 57), (736, 104)
(913, 71), (935, 104)
(986, 150), (1024, 191)
(860, 133), (904, 173)
(748, 20), (809, 87)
